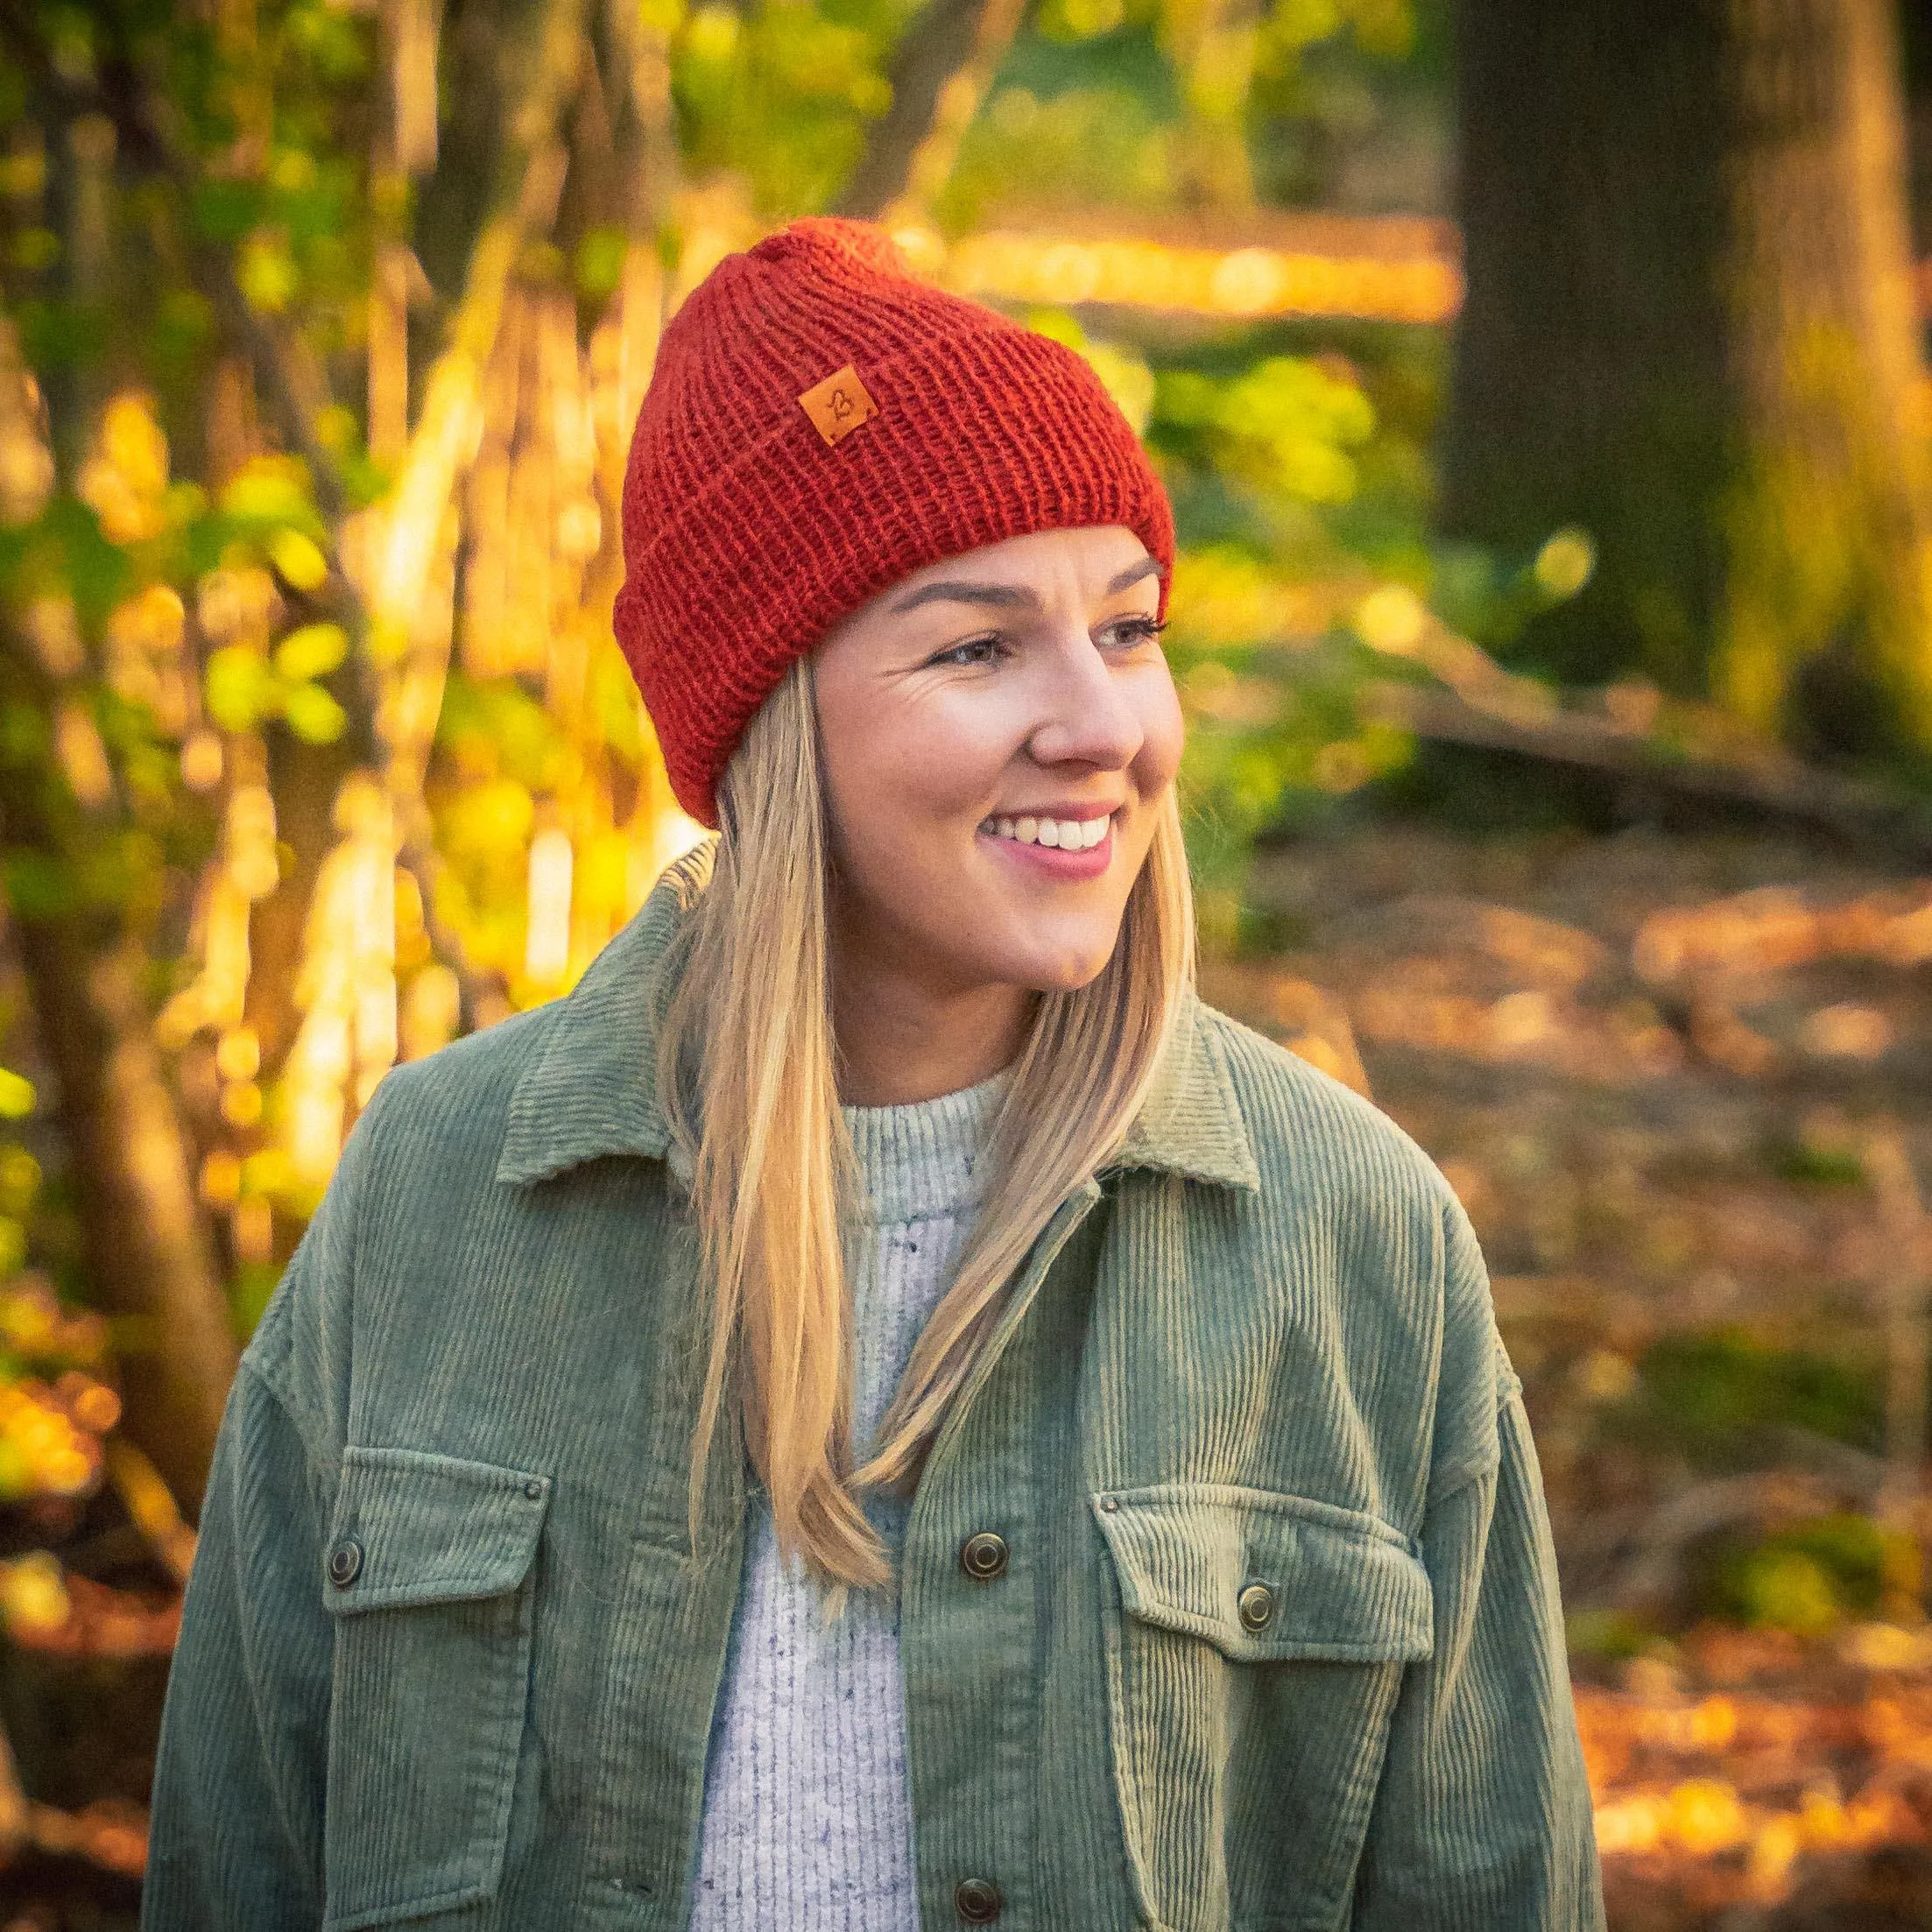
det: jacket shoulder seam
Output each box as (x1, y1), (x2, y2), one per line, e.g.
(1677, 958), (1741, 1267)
(232, 1348), (336, 1490)
(1199, 1002), (1456, 1206)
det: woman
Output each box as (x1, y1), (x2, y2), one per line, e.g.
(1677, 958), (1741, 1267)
(145, 219), (1603, 1932)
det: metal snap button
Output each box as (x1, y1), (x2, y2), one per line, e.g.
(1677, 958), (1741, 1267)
(955, 1876), (1003, 1923)
(328, 1539), (364, 1590)
(959, 1531), (1009, 1581)
(524, 1479), (544, 1500)
(1237, 1580), (1274, 1632)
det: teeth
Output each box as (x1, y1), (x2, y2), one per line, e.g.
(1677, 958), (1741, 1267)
(983, 813), (1113, 849)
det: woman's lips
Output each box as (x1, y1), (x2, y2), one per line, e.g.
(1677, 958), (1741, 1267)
(977, 817), (1114, 879)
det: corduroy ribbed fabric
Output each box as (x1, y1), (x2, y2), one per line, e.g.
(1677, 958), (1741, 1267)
(612, 217), (1174, 824)
(143, 852), (1605, 1932)
(688, 1073), (1005, 1931)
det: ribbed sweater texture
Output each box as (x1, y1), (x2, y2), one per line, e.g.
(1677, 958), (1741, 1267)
(687, 1073), (1005, 1930)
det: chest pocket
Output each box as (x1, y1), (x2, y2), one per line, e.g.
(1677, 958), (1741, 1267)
(321, 1446), (551, 1932)
(1092, 1483), (1432, 1932)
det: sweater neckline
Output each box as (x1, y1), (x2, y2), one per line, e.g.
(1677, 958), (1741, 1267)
(841, 1068), (1010, 1225)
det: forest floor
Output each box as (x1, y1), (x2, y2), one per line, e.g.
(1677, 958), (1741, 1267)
(1207, 808), (1932, 1930)
(9, 810), (1932, 1926)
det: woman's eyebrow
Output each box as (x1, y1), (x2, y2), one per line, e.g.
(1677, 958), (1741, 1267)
(887, 554), (1164, 615)
(1105, 555), (1164, 595)
(887, 580), (1037, 614)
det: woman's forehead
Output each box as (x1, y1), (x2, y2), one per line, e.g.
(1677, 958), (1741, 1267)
(872, 527), (1159, 612)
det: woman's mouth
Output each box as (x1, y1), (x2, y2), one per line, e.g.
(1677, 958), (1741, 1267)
(978, 812), (1112, 850)
(977, 810), (1117, 878)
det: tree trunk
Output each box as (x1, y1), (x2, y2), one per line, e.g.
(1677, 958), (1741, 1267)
(0, 57), (239, 1513)
(9, 926), (237, 1516)
(1442, 0), (1932, 758)
(0, 597), (236, 1515)
(1903, 0), (1930, 253)
(835, 0), (1029, 222)
(0, 579), (235, 1524)
(1163, 0), (1265, 212)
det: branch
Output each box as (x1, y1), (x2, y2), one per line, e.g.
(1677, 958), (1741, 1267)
(1363, 680), (1932, 861)
(836, 0), (1029, 220)
(1606, 1472), (1847, 1615)
(0, 1715), (27, 1861)
(105, 1438), (198, 1585)
(1865, 1127), (1930, 1538)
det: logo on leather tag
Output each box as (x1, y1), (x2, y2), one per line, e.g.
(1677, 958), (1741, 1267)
(798, 364), (878, 447)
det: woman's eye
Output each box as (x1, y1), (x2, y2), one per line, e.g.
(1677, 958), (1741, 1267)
(1100, 615), (1168, 651)
(930, 633), (1007, 668)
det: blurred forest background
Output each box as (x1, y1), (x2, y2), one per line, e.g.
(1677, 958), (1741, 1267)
(0, 0), (1930, 1924)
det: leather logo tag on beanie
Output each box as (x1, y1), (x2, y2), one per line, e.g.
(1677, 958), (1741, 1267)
(798, 364), (878, 447)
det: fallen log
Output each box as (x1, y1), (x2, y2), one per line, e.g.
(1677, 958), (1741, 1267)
(1361, 681), (1932, 863)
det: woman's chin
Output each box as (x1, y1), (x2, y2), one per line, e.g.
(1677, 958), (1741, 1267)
(984, 934), (1122, 997)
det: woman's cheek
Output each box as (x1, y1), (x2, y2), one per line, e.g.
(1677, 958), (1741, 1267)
(1133, 672), (1187, 793)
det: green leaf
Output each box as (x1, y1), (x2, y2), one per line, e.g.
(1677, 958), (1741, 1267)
(8, 229), (59, 274)
(205, 645), (278, 733)
(575, 226), (629, 303)
(219, 460), (321, 537)
(49, 499), (132, 633)
(0, 705), (51, 770)
(191, 179), (262, 245)
(0, 1147), (41, 1213)
(273, 623), (349, 680)
(1, 852), (72, 921)
(268, 527), (329, 590)
(282, 681), (347, 744)
(15, 298), (109, 371)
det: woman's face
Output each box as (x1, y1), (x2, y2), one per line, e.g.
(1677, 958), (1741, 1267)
(813, 524), (1183, 1001)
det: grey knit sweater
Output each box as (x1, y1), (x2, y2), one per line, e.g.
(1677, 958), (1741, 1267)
(687, 1073), (1005, 1930)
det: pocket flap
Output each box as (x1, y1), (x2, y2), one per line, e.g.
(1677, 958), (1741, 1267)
(1091, 1482), (1432, 1664)
(324, 1446), (552, 1617)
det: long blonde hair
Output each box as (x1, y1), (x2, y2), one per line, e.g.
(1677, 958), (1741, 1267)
(659, 661), (1194, 1590)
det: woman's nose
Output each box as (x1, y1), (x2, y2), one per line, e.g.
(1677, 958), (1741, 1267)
(1024, 631), (1146, 770)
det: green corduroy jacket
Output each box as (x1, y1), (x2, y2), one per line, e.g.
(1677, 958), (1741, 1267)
(144, 852), (1605, 1932)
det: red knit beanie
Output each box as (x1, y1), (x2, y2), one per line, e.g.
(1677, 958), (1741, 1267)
(613, 217), (1175, 826)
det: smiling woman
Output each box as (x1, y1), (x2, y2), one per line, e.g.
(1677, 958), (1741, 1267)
(144, 220), (1604, 1932)
(659, 522), (1195, 1622)
(815, 529), (1183, 1101)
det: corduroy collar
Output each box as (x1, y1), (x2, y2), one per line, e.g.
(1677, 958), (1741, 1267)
(496, 844), (1259, 1194)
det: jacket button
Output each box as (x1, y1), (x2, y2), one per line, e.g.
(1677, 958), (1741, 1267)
(955, 1877), (1002, 1923)
(959, 1531), (1008, 1581)
(1237, 1581), (1274, 1632)
(328, 1540), (364, 1590)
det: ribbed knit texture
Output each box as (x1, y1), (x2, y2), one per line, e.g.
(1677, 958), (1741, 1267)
(612, 216), (1174, 824)
(688, 1073), (1006, 1931)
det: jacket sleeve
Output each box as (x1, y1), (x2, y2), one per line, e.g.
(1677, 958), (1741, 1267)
(1350, 1201), (1604, 1932)
(142, 1099), (375, 1931)
(140, 1357), (332, 1928)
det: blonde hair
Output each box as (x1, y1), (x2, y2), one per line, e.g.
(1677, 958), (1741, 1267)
(659, 660), (1194, 1590)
